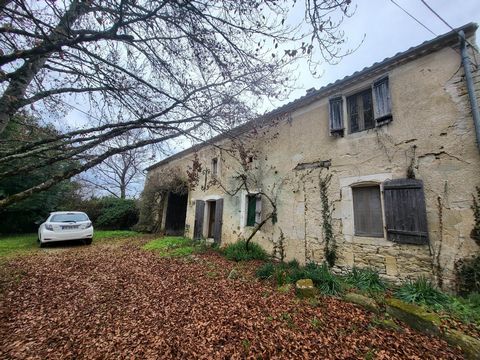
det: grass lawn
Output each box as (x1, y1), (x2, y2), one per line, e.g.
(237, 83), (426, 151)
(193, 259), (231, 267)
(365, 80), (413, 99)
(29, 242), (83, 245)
(0, 230), (142, 260)
(142, 236), (195, 257)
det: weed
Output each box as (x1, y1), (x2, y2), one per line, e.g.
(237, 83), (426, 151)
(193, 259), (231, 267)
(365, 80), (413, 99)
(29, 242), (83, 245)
(256, 262), (275, 279)
(223, 240), (267, 261)
(395, 277), (449, 307)
(310, 316), (323, 329)
(345, 267), (386, 293)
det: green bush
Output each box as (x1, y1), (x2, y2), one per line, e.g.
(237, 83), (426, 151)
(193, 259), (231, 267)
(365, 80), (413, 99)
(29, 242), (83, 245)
(456, 255), (480, 296)
(95, 197), (139, 230)
(223, 241), (268, 261)
(395, 277), (449, 307)
(345, 267), (386, 293)
(256, 262), (275, 279)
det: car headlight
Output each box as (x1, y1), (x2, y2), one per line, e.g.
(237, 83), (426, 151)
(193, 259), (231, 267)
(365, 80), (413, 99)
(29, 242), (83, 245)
(45, 224), (53, 231)
(86, 222), (92, 228)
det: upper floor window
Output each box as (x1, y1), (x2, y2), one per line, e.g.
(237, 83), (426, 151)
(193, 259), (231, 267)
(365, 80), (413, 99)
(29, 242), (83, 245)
(211, 157), (218, 176)
(329, 75), (392, 136)
(347, 89), (374, 133)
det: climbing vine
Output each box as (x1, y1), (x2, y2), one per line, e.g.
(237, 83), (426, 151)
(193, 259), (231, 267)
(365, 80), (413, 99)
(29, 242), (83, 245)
(471, 186), (480, 245)
(319, 171), (336, 267)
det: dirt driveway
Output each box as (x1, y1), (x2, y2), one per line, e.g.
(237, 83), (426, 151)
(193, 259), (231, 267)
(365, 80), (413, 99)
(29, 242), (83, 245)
(0, 240), (462, 359)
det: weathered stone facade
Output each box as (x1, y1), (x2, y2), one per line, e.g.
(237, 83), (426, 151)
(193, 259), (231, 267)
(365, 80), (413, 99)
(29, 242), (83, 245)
(144, 24), (480, 290)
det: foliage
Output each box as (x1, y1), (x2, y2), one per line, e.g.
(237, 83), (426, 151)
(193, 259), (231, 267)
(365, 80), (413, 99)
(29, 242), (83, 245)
(0, 0), (354, 208)
(455, 255), (480, 296)
(395, 277), (449, 308)
(223, 240), (268, 262)
(319, 172), (336, 267)
(95, 197), (139, 230)
(255, 260), (342, 295)
(471, 186), (480, 243)
(0, 115), (78, 233)
(142, 237), (196, 257)
(256, 262), (276, 279)
(135, 170), (188, 233)
(344, 267), (386, 293)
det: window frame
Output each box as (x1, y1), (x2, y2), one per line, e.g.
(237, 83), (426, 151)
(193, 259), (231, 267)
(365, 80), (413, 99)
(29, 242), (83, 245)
(351, 184), (385, 238)
(347, 88), (375, 134)
(211, 157), (218, 177)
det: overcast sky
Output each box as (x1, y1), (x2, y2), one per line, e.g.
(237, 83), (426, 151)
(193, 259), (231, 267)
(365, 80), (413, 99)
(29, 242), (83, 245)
(280, 0), (480, 105)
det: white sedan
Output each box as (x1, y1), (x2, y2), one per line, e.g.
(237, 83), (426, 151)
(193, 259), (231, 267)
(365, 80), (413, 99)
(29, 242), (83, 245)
(38, 211), (94, 247)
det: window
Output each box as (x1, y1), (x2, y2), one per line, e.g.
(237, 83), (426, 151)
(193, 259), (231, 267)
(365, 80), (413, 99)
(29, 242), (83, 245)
(329, 76), (392, 135)
(347, 89), (374, 133)
(246, 194), (261, 227)
(211, 157), (218, 176)
(352, 185), (384, 237)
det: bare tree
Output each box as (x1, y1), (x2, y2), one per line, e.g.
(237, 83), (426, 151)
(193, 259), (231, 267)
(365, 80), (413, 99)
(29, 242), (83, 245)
(0, 0), (355, 208)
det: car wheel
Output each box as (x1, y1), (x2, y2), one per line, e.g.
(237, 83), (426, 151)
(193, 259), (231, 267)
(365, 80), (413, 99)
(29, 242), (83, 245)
(85, 238), (92, 245)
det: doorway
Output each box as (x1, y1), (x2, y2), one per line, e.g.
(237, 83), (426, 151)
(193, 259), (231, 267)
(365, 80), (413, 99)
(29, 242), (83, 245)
(207, 200), (216, 238)
(164, 192), (188, 236)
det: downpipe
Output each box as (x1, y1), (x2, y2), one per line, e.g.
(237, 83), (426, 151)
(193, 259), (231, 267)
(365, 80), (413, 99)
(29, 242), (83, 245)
(459, 30), (480, 152)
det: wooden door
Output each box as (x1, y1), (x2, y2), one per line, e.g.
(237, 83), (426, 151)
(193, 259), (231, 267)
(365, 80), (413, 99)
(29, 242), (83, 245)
(213, 199), (224, 244)
(207, 201), (216, 238)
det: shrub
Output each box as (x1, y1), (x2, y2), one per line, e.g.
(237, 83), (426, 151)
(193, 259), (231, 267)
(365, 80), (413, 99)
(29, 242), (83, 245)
(395, 277), (449, 307)
(345, 267), (386, 293)
(256, 262), (275, 279)
(289, 262), (342, 295)
(96, 197), (139, 230)
(223, 240), (268, 261)
(456, 255), (480, 296)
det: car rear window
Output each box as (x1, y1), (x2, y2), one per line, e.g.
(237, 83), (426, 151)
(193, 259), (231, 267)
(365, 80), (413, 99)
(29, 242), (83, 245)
(50, 213), (89, 222)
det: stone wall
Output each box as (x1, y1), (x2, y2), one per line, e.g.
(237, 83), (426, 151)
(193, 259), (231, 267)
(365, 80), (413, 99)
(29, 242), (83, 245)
(146, 38), (480, 290)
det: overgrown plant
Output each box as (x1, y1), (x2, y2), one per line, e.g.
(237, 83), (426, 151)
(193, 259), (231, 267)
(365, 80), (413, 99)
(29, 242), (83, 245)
(223, 240), (268, 262)
(345, 267), (386, 293)
(471, 186), (480, 244)
(319, 172), (336, 267)
(395, 277), (449, 307)
(455, 255), (480, 296)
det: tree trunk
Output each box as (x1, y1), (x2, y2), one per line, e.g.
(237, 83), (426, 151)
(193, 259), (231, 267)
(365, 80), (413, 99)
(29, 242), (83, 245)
(0, 0), (89, 134)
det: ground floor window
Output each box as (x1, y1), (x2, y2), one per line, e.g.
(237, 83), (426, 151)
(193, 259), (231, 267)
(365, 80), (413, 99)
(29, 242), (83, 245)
(246, 194), (261, 227)
(352, 185), (384, 237)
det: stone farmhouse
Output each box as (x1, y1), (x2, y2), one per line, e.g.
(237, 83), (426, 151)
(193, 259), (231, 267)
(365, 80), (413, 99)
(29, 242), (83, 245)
(143, 23), (480, 290)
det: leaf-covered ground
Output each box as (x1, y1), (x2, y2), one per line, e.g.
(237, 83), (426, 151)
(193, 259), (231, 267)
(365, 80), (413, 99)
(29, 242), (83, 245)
(0, 240), (463, 359)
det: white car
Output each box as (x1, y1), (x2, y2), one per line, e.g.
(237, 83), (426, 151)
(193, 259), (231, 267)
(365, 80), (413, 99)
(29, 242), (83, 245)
(38, 211), (94, 247)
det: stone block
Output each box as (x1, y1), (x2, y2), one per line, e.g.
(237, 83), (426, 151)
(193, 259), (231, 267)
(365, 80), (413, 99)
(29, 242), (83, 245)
(385, 298), (441, 335)
(442, 329), (480, 360)
(385, 256), (398, 276)
(344, 293), (379, 313)
(295, 279), (316, 298)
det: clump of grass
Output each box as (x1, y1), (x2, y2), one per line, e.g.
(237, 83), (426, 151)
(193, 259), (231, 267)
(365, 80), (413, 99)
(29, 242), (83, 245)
(256, 260), (342, 296)
(222, 240), (267, 261)
(142, 236), (194, 257)
(395, 277), (449, 307)
(256, 262), (275, 279)
(344, 267), (386, 293)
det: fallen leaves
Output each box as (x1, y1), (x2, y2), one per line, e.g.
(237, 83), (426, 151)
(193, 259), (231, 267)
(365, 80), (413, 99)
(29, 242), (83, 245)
(0, 243), (463, 359)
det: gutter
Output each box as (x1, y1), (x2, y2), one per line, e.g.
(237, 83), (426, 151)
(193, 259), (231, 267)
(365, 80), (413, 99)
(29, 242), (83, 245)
(459, 30), (480, 152)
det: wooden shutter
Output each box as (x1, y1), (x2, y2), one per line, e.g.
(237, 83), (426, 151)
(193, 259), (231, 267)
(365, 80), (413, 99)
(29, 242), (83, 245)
(213, 198), (223, 244)
(373, 76), (392, 125)
(352, 186), (384, 237)
(329, 97), (344, 136)
(193, 200), (205, 240)
(383, 179), (429, 245)
(255, 195), (262, 224)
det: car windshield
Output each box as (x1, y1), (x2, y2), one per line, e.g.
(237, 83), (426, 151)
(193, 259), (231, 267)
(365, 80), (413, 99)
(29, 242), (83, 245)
(50, 213), (89, 223)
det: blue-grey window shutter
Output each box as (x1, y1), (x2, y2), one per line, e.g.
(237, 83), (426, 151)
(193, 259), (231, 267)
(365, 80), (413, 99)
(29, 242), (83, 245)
(329, 97), (344, 136)
(373, 76), (392, 125)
